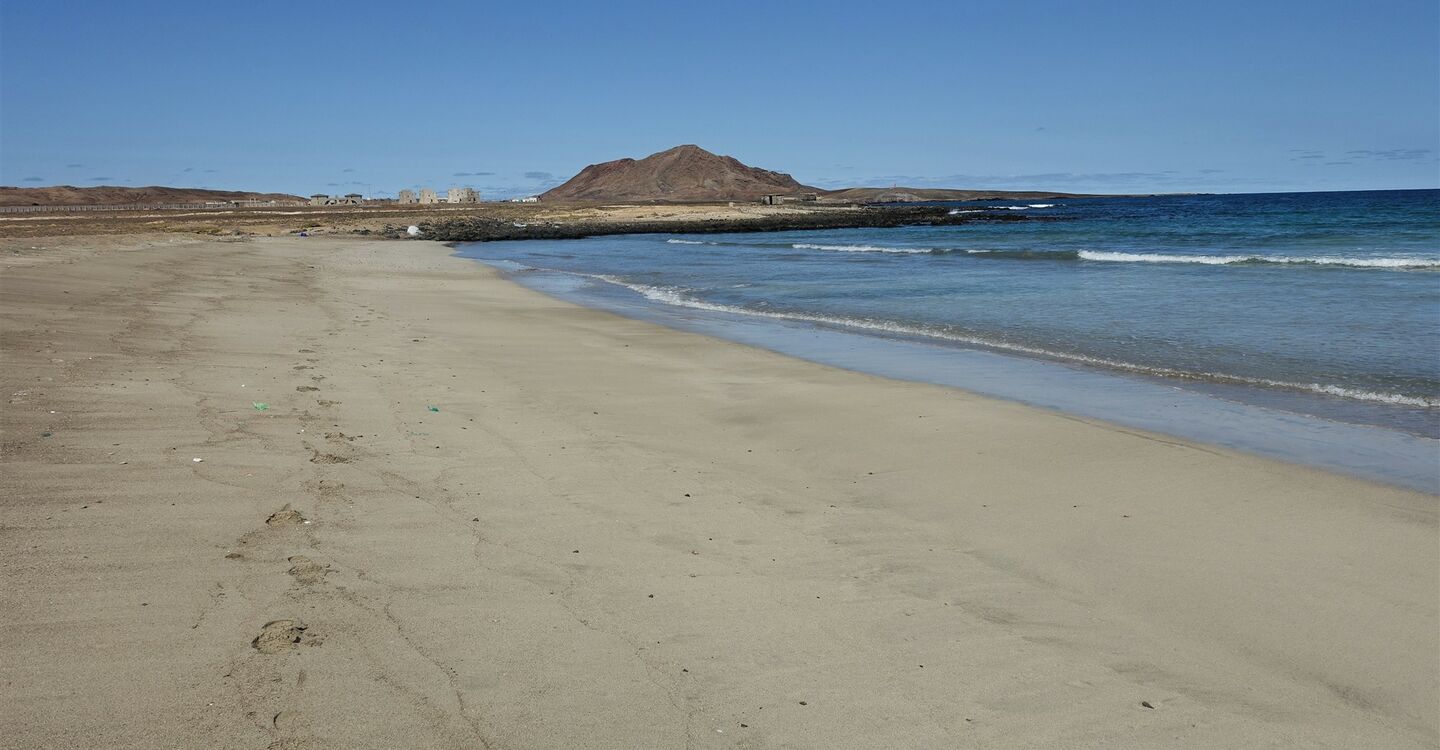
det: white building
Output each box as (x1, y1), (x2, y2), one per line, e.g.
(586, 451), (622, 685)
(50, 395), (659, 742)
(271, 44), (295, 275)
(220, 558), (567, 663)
(447, 187), (479, 204)
(398, 189), (417, 204)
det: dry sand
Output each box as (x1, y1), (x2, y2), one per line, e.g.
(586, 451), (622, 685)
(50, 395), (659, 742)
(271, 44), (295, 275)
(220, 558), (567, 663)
(2, 235), (1435, 749)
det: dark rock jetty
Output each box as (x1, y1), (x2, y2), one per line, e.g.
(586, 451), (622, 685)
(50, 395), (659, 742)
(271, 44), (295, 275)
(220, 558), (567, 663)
(384, 206), (1043, 243)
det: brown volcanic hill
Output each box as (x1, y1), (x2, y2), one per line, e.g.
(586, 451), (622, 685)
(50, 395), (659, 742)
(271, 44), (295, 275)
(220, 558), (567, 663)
(820, 187), (1096, 203)
(0, 185), (304, 207)
(541, 145), (816, 203)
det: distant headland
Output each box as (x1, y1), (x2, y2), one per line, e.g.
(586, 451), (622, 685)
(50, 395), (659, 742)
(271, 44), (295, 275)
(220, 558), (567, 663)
(0, 145), (1101, 209)
(540, 144), (1095, 204)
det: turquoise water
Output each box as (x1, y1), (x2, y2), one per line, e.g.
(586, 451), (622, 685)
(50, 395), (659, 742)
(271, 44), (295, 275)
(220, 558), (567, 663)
(456, 189), (1440, 489)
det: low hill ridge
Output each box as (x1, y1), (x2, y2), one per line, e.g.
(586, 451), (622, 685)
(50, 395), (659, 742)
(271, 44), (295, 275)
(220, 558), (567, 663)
(0, 185), (304, 207)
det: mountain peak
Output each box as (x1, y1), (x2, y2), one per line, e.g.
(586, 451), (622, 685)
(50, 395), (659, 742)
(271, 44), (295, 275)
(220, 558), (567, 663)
(541, 145), (813, 203)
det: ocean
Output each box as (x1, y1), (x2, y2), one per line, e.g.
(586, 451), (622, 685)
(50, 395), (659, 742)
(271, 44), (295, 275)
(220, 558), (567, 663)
(457, 189), (1440, 490)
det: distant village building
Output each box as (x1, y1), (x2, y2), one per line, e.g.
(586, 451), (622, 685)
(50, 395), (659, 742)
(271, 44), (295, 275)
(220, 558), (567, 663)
(759, 194), (817, 205)
(447, 187), (479, 204)
(402, 186), (480, 204)
(308, 193), (365, 206)
(510, 196), (539, 203)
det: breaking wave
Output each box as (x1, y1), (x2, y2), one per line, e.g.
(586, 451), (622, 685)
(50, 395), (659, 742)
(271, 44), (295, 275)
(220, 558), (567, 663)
(961, 249), (1440, 268)
(1074, 251), (1440, 268)
(784, 243), (1438, 268)
(792, 242), (940, 254)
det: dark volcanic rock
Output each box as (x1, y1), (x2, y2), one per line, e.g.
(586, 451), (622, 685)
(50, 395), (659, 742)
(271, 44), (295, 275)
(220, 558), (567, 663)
(404, 206), (1038, 243)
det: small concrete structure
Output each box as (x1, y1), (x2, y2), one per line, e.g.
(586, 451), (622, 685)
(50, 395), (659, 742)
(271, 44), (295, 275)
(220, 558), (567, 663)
(760, 194), (817, 205)
(419, 188), (440, 205)
(447, 187), (479, 204)
(309, 193), (364, 206)
(398, 189), (417, 204)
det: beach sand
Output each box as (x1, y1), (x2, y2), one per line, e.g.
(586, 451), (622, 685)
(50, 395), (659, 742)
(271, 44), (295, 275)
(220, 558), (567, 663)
(2, 235), (1435, 748)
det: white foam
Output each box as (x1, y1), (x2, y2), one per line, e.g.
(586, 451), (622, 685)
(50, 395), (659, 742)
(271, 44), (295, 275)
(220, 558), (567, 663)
(666, 238), (709, 245)
(1077, 251), (1440, 268)
(1300, 384), (1437, 408)
(1027, 204), (1055, 208)
(581, 273), (1439, 408)
(793, 242), (934, 254)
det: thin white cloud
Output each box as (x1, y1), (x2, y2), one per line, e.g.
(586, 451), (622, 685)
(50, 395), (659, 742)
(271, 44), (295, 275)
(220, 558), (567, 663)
(1345, 148), (1433, 161)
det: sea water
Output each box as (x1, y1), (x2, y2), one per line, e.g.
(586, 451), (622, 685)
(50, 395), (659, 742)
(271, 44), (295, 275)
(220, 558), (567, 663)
(457, 189), (1440, 491)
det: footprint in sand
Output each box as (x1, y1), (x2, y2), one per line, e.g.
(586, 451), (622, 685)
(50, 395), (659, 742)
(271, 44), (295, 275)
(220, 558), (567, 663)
(286, 555), (329, 584)
(295, 386), (319, 392)
(265, 509), (307, 526)
(304, 479), (346, 501)
(273, 709), (300, 731)
(251, 619), (319, 653)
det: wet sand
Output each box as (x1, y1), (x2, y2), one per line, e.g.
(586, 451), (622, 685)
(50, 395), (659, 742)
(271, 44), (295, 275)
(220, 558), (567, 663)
(2, 235), (1435, 748)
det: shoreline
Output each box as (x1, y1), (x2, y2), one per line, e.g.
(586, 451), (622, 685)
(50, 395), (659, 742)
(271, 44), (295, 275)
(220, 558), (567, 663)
(473, 252), (1439, 492)
(3, 235), (1435, 748)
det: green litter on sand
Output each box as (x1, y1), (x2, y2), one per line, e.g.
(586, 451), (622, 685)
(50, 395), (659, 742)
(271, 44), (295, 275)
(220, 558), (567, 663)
(426, 405), (440, 412)
(252, 402), (269, 411)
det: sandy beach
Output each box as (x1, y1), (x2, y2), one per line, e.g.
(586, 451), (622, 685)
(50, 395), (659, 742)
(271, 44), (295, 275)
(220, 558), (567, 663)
(2, 234), (1435, 748)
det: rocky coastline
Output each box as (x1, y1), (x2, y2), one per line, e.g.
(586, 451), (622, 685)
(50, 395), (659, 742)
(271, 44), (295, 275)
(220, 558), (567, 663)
(390, 205), (1043, 243)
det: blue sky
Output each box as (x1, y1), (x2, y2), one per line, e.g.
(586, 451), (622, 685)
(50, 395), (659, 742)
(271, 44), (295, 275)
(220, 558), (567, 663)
(2, 0), (1436, 197)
